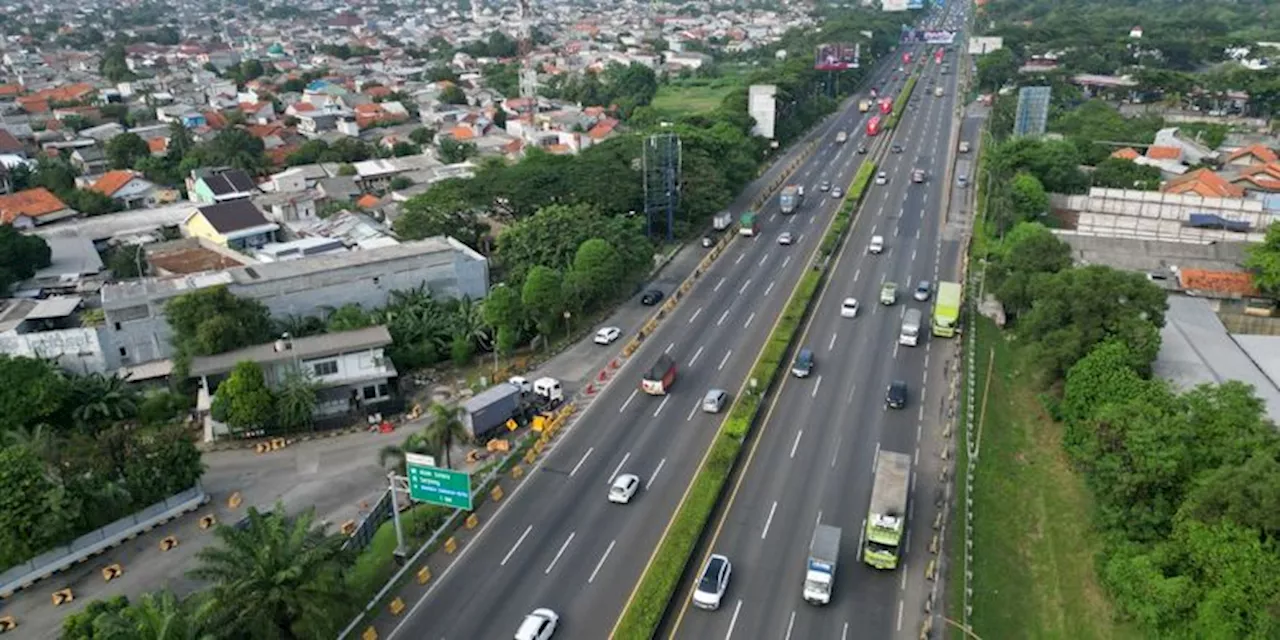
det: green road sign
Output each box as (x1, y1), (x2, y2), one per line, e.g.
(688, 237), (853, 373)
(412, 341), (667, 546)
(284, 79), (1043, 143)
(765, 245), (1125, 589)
(406, 453), (473, 510)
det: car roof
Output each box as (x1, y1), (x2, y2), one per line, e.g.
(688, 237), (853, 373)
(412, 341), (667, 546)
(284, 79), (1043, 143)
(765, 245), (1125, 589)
(707, 554), (728, 572)
(516, 612), (549, 637)
(705, 388), (726, 398)
(890, 379), (907, 390)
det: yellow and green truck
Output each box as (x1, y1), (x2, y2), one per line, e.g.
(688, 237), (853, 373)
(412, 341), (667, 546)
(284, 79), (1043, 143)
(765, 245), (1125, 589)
(931, 281), (961, 337)
(864, 450), (911, 570)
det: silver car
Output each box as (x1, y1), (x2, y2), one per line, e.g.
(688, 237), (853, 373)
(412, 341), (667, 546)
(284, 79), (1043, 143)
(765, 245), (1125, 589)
(702, 389), (729, 413)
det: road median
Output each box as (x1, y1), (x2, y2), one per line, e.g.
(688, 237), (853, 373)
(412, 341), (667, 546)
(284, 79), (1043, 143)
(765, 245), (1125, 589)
(611, 160), (877, 640)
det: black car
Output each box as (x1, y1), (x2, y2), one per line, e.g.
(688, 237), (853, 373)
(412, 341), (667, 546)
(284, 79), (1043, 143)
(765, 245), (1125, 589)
(640, 289), (665, 306)
(857, 146), (868, 155)
(891, 144), (903, 154)
(886, 380), (908, 409)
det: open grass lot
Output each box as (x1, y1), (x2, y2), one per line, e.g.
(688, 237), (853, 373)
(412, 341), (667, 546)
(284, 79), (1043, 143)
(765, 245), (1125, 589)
(650, 75), (744, 118)
(949, 317), (1141, 640)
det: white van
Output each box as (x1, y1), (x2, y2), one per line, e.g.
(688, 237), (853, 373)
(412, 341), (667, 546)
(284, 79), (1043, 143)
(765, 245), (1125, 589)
(899, 308), (922, 347)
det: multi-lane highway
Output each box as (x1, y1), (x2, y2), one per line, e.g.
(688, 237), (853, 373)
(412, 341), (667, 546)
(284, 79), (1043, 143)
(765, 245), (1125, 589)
(666, 5), (972, 640)
(387, 47), (915, 640)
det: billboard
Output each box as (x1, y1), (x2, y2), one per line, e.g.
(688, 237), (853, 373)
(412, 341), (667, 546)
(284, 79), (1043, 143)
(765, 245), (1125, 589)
(815, 43), (860, 71)
(882, 0), (909, 11)
(900, 28), (957, 44)
(749, 84), (777, 139)
(1014, 86), (1052, 137)
(968, 36), (1004, 55)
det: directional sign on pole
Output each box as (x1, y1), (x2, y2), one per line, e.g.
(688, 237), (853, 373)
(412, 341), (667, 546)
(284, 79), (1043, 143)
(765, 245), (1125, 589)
(405, 453), (472, 510)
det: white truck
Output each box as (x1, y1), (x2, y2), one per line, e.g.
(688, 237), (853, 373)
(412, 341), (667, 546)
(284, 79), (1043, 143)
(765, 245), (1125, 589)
(835, 131), (848, 144)
(899, 308), (922, 347)
(803, 524), (841, 605)
(713, 211), (733, 231)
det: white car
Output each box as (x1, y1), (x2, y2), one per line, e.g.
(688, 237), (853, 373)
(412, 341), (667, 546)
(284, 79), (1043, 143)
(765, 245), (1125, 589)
(875, 171), (888, 185)
(831, 187), (843, 198)
(840, 297), (859, 318)
(869, 235), (885, 254)
(609, 473), (641, 504)
(594, 326), (621, 345)
(777, 232), (794, 246)
(692, 554), (732, 610)
(515, 608), (559, 640)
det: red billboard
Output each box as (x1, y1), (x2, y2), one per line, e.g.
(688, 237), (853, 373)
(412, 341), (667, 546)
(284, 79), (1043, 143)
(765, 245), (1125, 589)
(815, 43), (860, 71)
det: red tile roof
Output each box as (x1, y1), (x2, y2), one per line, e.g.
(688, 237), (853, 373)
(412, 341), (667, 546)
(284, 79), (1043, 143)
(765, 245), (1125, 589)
(1223, 143), (1279, 166)
(1163, 168), (1245, 198)
(0, 187), (70, 224)
(1110, 147), (1140, 160)
(203, 111), (229, 129)
(1178, 268), (1258, 297)
(148, 137), (168, 154)
(0, 84), (22, 97)
(0, 128), (23, 155)
(449, 125), (475, 141)
(1145, 145), (1182, 161)
(587, 117), (618, 140)
(356, 193), (380, 209)
(90, 170), (143, 197)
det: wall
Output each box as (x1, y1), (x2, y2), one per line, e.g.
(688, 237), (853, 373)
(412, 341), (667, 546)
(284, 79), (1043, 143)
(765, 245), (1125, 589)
(181, 213), (225, 246)
(1054, 231), (1249, 273)
(1051, 187), (1271, 243)
(0, 327), (108, 374)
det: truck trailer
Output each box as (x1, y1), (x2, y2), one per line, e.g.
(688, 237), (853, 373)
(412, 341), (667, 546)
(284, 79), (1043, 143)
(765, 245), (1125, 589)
(932, 281), (961, 337)
(864, 451), (911, 570)
(461, 382), (524, 442)
(779, 185), (802, 214)
(804, 524), (842, 605)
(641, 353), (677, 395)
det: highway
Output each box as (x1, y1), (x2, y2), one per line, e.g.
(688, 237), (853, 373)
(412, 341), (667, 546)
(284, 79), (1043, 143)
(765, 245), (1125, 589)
(666, 4), (974, 640)
(387, 49), (914, 640)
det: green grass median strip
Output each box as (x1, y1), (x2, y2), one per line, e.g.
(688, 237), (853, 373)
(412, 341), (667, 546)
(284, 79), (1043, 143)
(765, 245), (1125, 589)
(613, 161), (876, 640)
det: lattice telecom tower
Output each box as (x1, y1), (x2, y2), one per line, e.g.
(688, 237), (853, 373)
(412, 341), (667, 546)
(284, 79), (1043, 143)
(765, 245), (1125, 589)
(517, 0), (538, 103)
(643, 132), (682, 242)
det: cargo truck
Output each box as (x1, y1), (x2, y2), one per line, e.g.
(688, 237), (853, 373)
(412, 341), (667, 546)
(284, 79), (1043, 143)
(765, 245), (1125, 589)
(899, 308), (922, 347)
(780, 185), (802, 214)
(738, 211), (759, 236)
(864, 451), (911, 569)
(935, 87), (944, 97)
(641, 353), (677, 395)
(858, 99), (871, 113)
(461, 382), (524, 442)
(932, 281), (962, 337)
(713, 211), (733, 231)
(804, 525), (842, 605)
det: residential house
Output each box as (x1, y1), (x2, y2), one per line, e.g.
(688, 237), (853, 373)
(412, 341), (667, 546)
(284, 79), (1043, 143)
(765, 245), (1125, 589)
(0, 187), (77, 228)
(190, 325), (397, 441)
(1223, 144), (1278, 168)
(70, 146), (108, 176)
(0, 129), (25, 158)
(1229, 163), (1280, 195)
(183, 199), (279, 251)
(188, 167), (257, 204)
(253, 188), (320, 223)
(79, 122), (125, 144)
(1162, 168), (1246, 199)
(90, 170), (160, 210)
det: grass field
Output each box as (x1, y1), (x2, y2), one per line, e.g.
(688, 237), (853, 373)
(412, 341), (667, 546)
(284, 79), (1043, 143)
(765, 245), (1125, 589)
(948, 317), (1141, 640)
(649, 75), (744, 118)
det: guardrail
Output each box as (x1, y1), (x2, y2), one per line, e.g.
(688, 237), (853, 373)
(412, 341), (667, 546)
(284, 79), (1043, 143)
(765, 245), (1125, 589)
(0, 485), (208, 598)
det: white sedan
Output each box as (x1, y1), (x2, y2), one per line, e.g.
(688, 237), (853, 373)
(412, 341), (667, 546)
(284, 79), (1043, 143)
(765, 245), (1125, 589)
(594, 326), (621, 345)
(609, 474), (642, 504)
(777, 232), (794, 246)
(840, 298), (859, 318)
(515, 608), (559, 640)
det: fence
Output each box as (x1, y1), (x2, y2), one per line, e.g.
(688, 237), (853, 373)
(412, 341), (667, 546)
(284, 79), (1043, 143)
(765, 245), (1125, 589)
(0, 485), (208, 598)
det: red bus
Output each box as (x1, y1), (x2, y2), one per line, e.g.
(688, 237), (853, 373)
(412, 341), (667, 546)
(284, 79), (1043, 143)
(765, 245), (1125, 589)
(879, 98), (893, 114)
(934, 48), (944, 64)
(866, 116), (882, 137)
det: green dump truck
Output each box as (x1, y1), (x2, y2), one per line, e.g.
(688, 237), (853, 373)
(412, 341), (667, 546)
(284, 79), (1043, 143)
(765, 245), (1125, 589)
(864, 450), (911, 570)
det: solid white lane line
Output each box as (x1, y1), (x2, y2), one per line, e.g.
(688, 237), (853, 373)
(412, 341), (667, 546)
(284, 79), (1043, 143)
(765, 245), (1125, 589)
(653, 395), (670, 418)
(715, 277), (726, 292)
(718, 350), (732, 371)
(739, 279), (752, 295)
(784, 610), (797, 640)
(689, 345), (705, 366)
(812, 375), (822, 398)
(717, 309), (731, 326)
(790, 430), (804, 458)
(619, 390), (637, 413)
(544, 531), (575, 574)
(588, 539), (616, 584)
(607, 452), (631, 484)
(689, 307), (703, 323)
(764, 280), (775, 296)
(744, 312), (756, 328)
(651, 458), (666, 485)
(761, 501), (778, 540)
(500, 525), (533, 566)
(725, 600), (743, 640)
(842, 622), (850, 640)
(569, 448), (593, 477)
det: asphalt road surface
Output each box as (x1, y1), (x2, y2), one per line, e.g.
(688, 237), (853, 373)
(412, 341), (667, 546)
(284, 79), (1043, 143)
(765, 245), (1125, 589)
(667, 6), (977, 640)
(388, 57), (914, 640)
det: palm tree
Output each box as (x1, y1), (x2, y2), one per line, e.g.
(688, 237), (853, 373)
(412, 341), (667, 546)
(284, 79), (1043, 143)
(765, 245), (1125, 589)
(190, 505), (351, 640)
(69, 372), (138, 434)
(275, 367), (319, 432)
(377, 429), (434, 473)
(95, 590), (214, 640)
(454, 296), (493, 352)
(422, 403), (471, 470)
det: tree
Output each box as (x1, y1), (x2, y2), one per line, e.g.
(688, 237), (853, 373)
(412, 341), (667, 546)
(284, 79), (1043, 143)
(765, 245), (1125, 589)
(105, 244), (147, 279)
(191, 505), (351, 639)
(165, 286), (274, 358)
(99, 44), (133, 82)
(423, 403), (470, 469)
(389, 175), (413, 191)
(437, 137), (477, 164)
(0, 445), (76, 569)
(67, 373), (139, 436)
(521, 266), (564, 342)
(976, 47), (1018, 91)
(377, 429), (433, 472)
(1019, 265), (1168, 381)
(61, 595), (132, 640)
(1244, 222), (1280, 296)
(492, 105), (508, 128)
(189, 128), (267, 175)
(105, 133), (151, 170)
(1008, 171), (1049, 221)
(0, 355), (69, 435)
(65, 188), (123, 217)
(439, 84), (467, 105)
(275, 367), (319, 432)
(497, 202), (651, 285)
(986, 222), (1073, 318)
(1178, 447), (1280, 540)
(392, 180), (485, 247)
(210, 362), (275, 432)
(391, 141), (420, 157)
(408, 127), (435, 145)
(0, 225), (51, 293)
(1060, 340), (1155, 457)
(98, 590), (212, 640)
(1092, 157), (1163, 190)
(567, 238), (624, 308)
